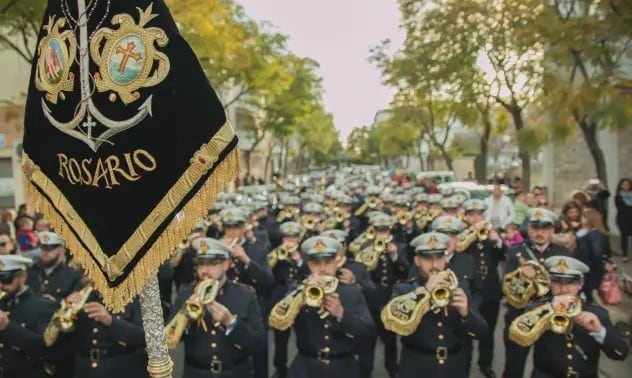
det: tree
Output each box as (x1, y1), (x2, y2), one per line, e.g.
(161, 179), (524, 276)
(166, 0), (293, 109)
(536, 0), (632, 184)
(0, 0), (45, 63)
(346, 126), (379, 164)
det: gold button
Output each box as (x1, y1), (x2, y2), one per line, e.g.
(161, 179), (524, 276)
(211, 342), (217, 348)
(567, 354), (573, 360)
(324, 335), (329, 340)
(212, 355), (218, 360)
(324, 324), (329, 329)
(438, 334), (444, 340)
(323, 347), (331, 352)
(92, 339), (97, 345)
(230, 263), (236, 268)
(43, 280), (49, 285)
(566, 343), (572, 348)
(234, 276), (240, 282)
(91, 362), (98, 368)
(93, 328), (99, 333)
(438, 359), (445, 365)
(437, 322), (443, 327)
(211, 330), (216, 335)
(0, 343), (4, 348)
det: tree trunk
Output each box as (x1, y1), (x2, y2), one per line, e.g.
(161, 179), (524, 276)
(283, 138), (290, 176)
(438, 147), (454, 172)
(475, 118), (492, 183)
(578, 119), (608, 184)
(508, 106), (531, 190)
(263, 148), (273, 183)
(243, 149), (252, 179)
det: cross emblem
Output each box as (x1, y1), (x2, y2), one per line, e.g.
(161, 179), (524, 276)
(115, 41), (142, 73)
(82, 114), (96, 139)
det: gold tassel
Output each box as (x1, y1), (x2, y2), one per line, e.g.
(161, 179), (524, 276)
(23, 149), (240, 313)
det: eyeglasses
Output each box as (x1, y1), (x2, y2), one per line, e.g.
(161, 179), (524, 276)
(0, 242), (7, 247)
(539, 202), (549, 206)
(0, 273), (15, 285)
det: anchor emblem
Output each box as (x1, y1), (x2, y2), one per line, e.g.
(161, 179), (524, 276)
(39, 1), (170, 152)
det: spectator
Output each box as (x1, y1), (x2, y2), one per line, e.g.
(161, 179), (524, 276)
(576, 208), (610, 303)
(615, 177), (632, 263)
(0, 209), (14, 237)
(15, 215), (38, 253)
(525, 192), (538, 208)
(584, 178), (611, 225)
(0, 233), (15, 255)
(484, 184), (515, 229)
(502, 223), (524, 248)
(536, 196), (550, 209)
(513, 191), (529, 224)
(34, 217), (52, 233)
(512, 175), (524, 192)
(561, 201), (583, 234)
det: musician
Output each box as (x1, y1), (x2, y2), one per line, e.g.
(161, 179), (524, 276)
(356, 213), (409, 378)
(277, 196), (302, 224)
(425, 194), (443, 229)
(440, 197), (460, 218)
(457, 199), (506, 378)
(322, 229), (377, 378)
(411, 193), (429, 238)
(301, 202), (326, 239)
(0, 255), (57, 378)
(285, 236), (376, 378)
(268, 222), (309, 378)
(219, 207), (273, 378)
(44, 274), (148, 377)
(244, 203), (272, 250)
(167, 237), (265, 378)
(502, 208), (571, 378)
(512, 256), (628, 377)
(335, 194), (362, 243)
(26, 231), (82, 303)
(391, 195), (414, 246)
(382, 232), (488, 378)
(206, 203), (226, 239)
(173, 225), (207, 289)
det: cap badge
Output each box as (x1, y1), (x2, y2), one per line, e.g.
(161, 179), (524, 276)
(444, 218), (453, 228)
(41, 234), (50, 243)
(314, 238), (327, 253)
(0, 260), (4, 270)
(556, 259), (569, 273)
(198, 241), (209, 254)
(535, 210), (543, 221)
(471, 201), (478, 209)
(225, 211), (233, 222)
(427, 235), (439, 249)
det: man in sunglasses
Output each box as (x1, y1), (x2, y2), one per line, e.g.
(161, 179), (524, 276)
(0, 233), (14, 255)
(27, 232), (83, 303)
(0, 254), (57, 378)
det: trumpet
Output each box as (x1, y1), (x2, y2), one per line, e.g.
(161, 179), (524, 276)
(0, 290), (6, 302)
(367, 196), (378, 209)
(396, 212), (412, 226)
(374, 235), (392, 253)
(303, 215), (318, 230)
(304, 275), (339, 318)
(268, 243), (298, 268)
(53, 285), (95, 333)
(276, 209), (294, 223)
(478, 221), (493, 241)
(333, 208), (348, 224)
(356, 235), (393, 271)
(184, 278), (220, 320)
(550, 296), (582, 335)
(429, 270), (459, 310)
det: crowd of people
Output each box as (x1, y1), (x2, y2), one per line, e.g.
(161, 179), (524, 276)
(0, 168), (629, 378)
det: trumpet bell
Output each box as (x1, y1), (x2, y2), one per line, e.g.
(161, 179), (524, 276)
(550, 314), (571, 335)
(431, 286), (452, 308)
(304, 285), (324, 307)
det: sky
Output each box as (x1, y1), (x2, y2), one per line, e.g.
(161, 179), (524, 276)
(237, 0), (405, 142)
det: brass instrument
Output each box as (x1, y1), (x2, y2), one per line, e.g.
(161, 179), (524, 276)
(303, 215), (318, 230)
(356, 235), (393, 271)
(0, 290), (7, 302)
(44, 285), (94, 346)
(268, 243), (298, 268)
(429, 270), (459, 310)
(478, 221), (493, 241)
(396, 212), (412, 226)
(508, 296), (582, 347)
(367, 197), (378, 209)
(549, 296), (582, 335)
(276, 209), (294, 223)
(304, 275), (339, 319)
(53, 285), (94, 333)
(414, 209), (429, 230)
(333, 208), (349, 224)
(184, 278), (220, 320)
(381, 286), (431, 336)
(165, 278), (220, 349)
(170, 238), (190, 267)
(502, 260), (551, 309)
(354, 196), (378, 217)
(426, 208), (441, 223)
(348, 226), (375, 254)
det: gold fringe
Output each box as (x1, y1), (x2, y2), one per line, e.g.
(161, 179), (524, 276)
(24, 149), (239, 313)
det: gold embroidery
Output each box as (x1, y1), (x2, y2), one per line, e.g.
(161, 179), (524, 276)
(556, 259), (569, 273)
(23, 122), (237, 312)
(427, 235), (439, 249)
(314, 239), (327, 253)
(198, 241), (209, 254)
(35, 16), (76, 104)
(91, 3), (170, 104)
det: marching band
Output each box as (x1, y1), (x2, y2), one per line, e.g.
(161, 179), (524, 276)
(0, 169), (629, 378)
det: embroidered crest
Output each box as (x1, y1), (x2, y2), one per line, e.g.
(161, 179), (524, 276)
(427, 235), (439, 249)
(314, 238), (327, 253)
(225, 211), (233, 223)
(41, 234), (50, 243)
(556, 258), (569, 273)
(444, 218), (453, 229)
(35, 16), (76, 104)
(471, 201), (479, 209)
(198, 241), (209, 254)
(0, 260), (4, 270)
(91, 3), (170, 105)
(534, 210), (544, 221)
